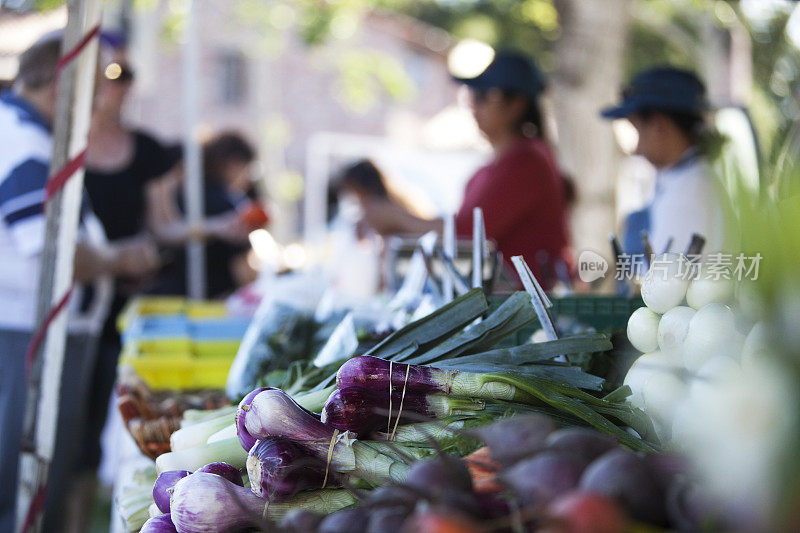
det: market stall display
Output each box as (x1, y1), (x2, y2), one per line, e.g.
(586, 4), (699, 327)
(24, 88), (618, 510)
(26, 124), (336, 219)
(101, 222), (775, 533)
(114, 277), (687, 531)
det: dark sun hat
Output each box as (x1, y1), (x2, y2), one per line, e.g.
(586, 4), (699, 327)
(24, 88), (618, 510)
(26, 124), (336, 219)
(601, 66), (708, 119)
(453, 50), (546, 101)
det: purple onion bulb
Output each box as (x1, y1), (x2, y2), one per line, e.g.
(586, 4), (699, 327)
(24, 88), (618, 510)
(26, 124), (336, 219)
(247, 437), (329, 500)
(196, 462), (243, 487)
(236, 387), (274, 452)
(140, 514), (177, 533)
(336, 356), (454, 395)
(321, 386), (437, 435)
(153, 470), (190, 513)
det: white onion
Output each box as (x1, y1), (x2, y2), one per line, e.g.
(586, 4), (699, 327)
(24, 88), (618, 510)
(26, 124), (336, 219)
(657, 306), (695, 355)
(623, 350), (682, 409)
(627, 306), (661, 353)
(741, 322), (769, 372)
(640, 253), (691, 313)
(686, 267), (734, 310)
(642, 371), (686, 429)
(669, 398), (697, 447)
(687, 355), (742, 400)
(682, 303), (744, 371)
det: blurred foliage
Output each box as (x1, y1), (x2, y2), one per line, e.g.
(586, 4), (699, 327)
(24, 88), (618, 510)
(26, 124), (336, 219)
(333, 49), (416, 113)
(628, 1), (799, 182)
(229, 0), (416, 113)
(32, 0), (64, 9)
(399, 0), (560, 67)
(22, 0), (800, 193)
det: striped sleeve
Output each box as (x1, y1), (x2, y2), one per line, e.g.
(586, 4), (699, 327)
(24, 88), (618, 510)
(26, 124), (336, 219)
(0, 157), (47, 256)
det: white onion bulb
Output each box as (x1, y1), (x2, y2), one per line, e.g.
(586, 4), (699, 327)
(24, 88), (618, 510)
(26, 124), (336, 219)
(686, 267), (734, 310)
(643, 371), (686, 430)
(640, 253), (691, 313)
(741, 322), (769, 372)
(687, 355), (742, 400)
(623, 350), (682, 410)
(657, 306), (695, 355)
(627, 306), (661, 353)
(682, 303), (744, 371)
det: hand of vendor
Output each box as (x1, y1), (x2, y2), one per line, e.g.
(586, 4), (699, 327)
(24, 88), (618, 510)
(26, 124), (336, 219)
(360, 197), (442, 236)
(206, 211), (252, 244)
(111, 237), (161, 278)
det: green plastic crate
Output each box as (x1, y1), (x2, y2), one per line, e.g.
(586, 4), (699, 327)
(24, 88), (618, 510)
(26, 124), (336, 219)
(488, 294), (644, 344)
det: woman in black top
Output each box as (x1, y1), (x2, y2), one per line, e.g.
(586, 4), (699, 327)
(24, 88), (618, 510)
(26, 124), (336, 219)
(80, 48), (177, 493)
(85, 131), (177, 240)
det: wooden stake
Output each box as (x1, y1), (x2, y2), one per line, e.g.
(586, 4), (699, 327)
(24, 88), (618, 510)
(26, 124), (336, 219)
(17, 1), (102, 531)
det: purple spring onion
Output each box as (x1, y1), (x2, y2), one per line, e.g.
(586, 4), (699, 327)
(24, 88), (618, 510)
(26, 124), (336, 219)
(196, 462), (243, 487)
(236, 387), (273, 452)
(140, 513), (177, 533)
(170, 472), (357, 532)
(247, 437), (330, 500)
(244, 388), (409, 483)
(153, 470), (191, 513)
(336, 356), (519, 401)
(321, 386), (483, 436)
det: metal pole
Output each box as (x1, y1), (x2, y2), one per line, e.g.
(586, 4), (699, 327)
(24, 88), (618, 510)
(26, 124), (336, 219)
(17, 0), (102, 530)
(182, 0), (206, 299)
(471, 207), (484, 289)
(442, 213), (455, 302)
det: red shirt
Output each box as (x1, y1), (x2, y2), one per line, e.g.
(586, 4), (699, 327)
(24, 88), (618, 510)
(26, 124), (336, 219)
(455, 138), (572, 288)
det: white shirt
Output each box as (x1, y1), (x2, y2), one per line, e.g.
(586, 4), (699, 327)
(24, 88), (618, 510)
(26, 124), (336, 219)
(0, 90), (111, 333)
(649, 150), (727, 255)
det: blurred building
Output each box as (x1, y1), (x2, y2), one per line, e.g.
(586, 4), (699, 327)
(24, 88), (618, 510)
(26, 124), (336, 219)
(0, 2), (484, 241)
(0, 6), (67, 89)
(123, 1), (483, 240)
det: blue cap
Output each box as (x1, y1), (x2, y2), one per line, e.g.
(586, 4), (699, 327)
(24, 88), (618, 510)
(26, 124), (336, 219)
(601, 67), (707, 119)
(453, 50), (546, 101)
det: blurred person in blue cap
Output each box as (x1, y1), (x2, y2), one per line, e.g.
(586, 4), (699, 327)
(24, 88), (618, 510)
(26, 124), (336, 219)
(602, 67), (728, 256)
(359, 50), (573, 288)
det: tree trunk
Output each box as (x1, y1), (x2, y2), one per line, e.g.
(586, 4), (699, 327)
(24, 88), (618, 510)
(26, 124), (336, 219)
(550, 0), (631, 291)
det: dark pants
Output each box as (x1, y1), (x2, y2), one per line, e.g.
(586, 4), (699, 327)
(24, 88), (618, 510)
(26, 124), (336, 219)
(0, 329), (97, 533)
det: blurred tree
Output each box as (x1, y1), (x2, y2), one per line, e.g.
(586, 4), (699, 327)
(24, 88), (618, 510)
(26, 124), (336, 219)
(627, 0), (800, 175)
(398, 0), (560, 68)
(549, 0), (631, 286)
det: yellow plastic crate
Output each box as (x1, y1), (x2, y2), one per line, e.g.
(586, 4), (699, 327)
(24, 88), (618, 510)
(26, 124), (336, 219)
(186, 301), (229, 320)
(119, 335), (242, 389)
(132, 337), (193, 356)
(194, 340), (242, 357)
(117, 297), (231, 331)
(117, 296), (187, 332)
(120, 354), (235, 390)
(117, 296), (245, 390)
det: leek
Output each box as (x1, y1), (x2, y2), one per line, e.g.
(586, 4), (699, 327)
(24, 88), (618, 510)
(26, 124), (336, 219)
(171, 414), (234, 451)
(156, 437), (246, 473)
(207, 424), (237, 444)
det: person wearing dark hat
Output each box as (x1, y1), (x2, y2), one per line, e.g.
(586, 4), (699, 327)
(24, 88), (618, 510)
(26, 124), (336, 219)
(359, 50), (573, 287)
(602, 67), (727, 255)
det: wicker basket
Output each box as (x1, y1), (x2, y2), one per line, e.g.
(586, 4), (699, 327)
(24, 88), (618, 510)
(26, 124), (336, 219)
(116, 369), (229, 460)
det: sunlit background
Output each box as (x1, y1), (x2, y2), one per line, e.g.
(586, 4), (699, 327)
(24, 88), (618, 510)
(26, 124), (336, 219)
(4, 1), (800, 531)
(4, 0), (800, 252)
